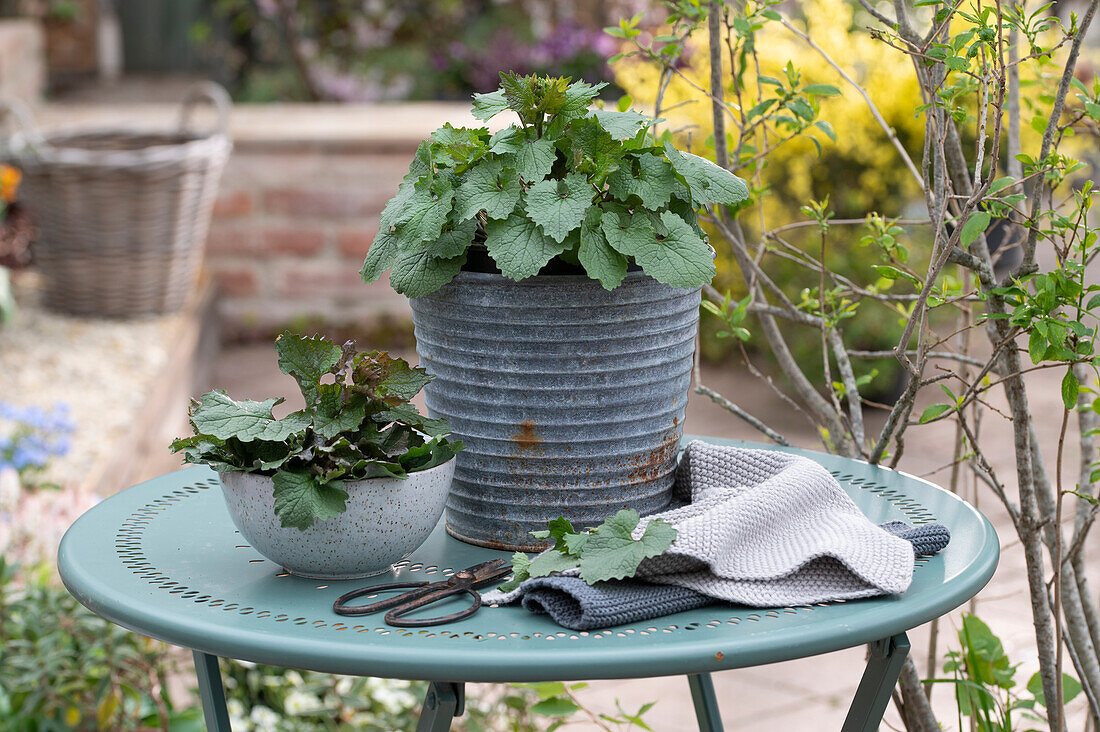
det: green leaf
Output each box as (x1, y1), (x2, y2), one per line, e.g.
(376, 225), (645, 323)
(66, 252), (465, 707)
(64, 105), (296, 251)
(485, 213), (570, 280)
(600, 205), (651, 251)
(1062, 370), (1080, 410)
(919, 403), (953, 423)
(424, 219), (478, 259)
(959, 212), (991, 248)
(389, 248), (465, 298)
(488, 126), (525, 154)
(375, 403), (451, 438)
(505, 137), (557, 183)
(578, 511), (678, 584)
(393, 178), (453, 250)
(313, 384), (366, 440)
(558, 78), (607, 120)
(271, 470), (349, 530)
(189, 391), (310, 443)
(803, 83), (841, 96)
(375, 359), (433, 400)
(497, 552), (532, 592)
(530, 697), (581, 718)
(471, 89), (509, 121)
(1028, 329), (1048, 363)
(275, 331), (344, 401)
(578, 208), (628, 290)
(525, 173), (592, 243)
(529, 549), (581, 577)
(588, 108), (651, 140)
(608, 210), (715, 289)
(608, 153), (676, 209)
(456, 161), (522, 221)
(1027, 671), (1083, 707)
(360, 229), (398, 284)
(663, 142), (750, 207)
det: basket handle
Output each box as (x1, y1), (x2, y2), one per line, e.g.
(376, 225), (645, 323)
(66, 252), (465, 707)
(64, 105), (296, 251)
(0, 97), (45, 147)
(177, 81), (231, 138)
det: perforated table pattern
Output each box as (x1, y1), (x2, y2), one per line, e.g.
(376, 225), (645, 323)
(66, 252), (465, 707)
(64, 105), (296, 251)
(59, 437), (999, 731)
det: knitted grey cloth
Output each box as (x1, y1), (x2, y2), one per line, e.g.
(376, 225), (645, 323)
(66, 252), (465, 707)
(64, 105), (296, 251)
(519, 576), (713, 630)
(485, 441), (951, 617)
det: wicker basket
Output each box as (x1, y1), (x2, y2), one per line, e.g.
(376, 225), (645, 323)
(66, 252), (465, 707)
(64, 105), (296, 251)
(0, 83), (232, 318)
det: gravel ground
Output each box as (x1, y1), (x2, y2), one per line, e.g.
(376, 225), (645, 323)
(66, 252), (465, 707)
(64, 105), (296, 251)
(0, 274), (184, 489)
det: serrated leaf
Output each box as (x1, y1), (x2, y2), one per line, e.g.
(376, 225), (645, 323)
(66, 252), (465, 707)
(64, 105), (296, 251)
(577, 510), (677, 584)
(608, 153), (676, 209)
(431, 123), (486, 167)
(525, 173), (592, 242)
(485, 212), (570, 280)
(424, 219), (477, 259)
(488, 126), (524, 154)
(505, 137), (557, 183)
(360, 229), (397, 284)
(375, 403), (451, 438)
(959, 212), (991, 248)
(272, 470), (348, 530)
(528, 549), (581, 578)
(388, 248), (465, 298)
(578, 208), (628, 290)
(497, 552), (532, 592)
(601, 207), (655, 256)
(471, 89), (509, 121)
(456, 160), (522, 221)
(275, 331), (344, 401)
(664, 142), (750, 207)
(544, 516), (577, 552)
(557, 78), (607, 120)
(1062, 370), (1080, 410)
(608, 210), (715, 289)
(375, 360), (433, 400)
(313, 384), (367, 439)
(588, 109), (650, 140)
(393, 178), (453, 250)
(190, 391), (310, 443)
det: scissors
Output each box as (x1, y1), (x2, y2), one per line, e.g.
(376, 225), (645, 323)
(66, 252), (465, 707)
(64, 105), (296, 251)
(332, 559), (512, 628)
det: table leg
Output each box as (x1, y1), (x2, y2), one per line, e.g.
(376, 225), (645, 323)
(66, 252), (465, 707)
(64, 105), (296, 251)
(841, 632), (911, 732)
(687, 673), (725, 732)
(192, 651), (232, 732)
(416, 681), (465, 732)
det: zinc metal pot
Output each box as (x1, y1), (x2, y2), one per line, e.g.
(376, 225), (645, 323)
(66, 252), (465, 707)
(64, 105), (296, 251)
(410, 269), (701, 551)
(218, 458), (455, 580)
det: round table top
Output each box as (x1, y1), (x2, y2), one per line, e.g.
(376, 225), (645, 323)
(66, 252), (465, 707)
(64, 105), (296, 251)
(58, 437), (999, 682)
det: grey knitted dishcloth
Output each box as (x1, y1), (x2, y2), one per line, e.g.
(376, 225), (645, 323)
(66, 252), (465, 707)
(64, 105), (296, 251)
(485, 441), (951, 611)
(502, 522), (949, 630)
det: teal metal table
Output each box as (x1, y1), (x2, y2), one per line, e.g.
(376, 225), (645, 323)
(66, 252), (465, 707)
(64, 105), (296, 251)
(58, 437), (998, 731)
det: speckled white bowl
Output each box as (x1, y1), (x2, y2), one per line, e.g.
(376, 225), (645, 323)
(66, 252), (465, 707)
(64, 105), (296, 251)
(218, 459), (454, 579)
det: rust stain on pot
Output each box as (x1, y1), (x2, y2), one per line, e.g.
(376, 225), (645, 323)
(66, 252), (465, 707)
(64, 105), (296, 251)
(627, 426), (681, 484)
(510, 420), (543, 452)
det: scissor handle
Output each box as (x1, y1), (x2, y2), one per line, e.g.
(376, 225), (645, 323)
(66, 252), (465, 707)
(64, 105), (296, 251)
(332, 581), (430, 616)
(385, 587), (482, 628)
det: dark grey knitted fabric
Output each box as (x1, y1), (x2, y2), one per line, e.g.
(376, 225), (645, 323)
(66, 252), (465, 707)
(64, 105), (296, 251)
(881, 520), (951, 557)
(498, 521), (950, 630)
(520, 576), (713, 630)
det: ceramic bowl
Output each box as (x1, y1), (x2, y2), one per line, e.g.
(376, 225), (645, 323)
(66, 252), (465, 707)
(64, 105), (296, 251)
(218, 458), (454, 579)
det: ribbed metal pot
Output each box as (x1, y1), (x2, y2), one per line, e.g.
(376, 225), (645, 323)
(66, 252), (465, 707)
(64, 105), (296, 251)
(410, 270), (701, 551)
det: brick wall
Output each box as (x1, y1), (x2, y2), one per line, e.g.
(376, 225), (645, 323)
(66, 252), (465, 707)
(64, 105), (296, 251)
(206, 143), (414, 339)
(0, 20), (45, 104)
